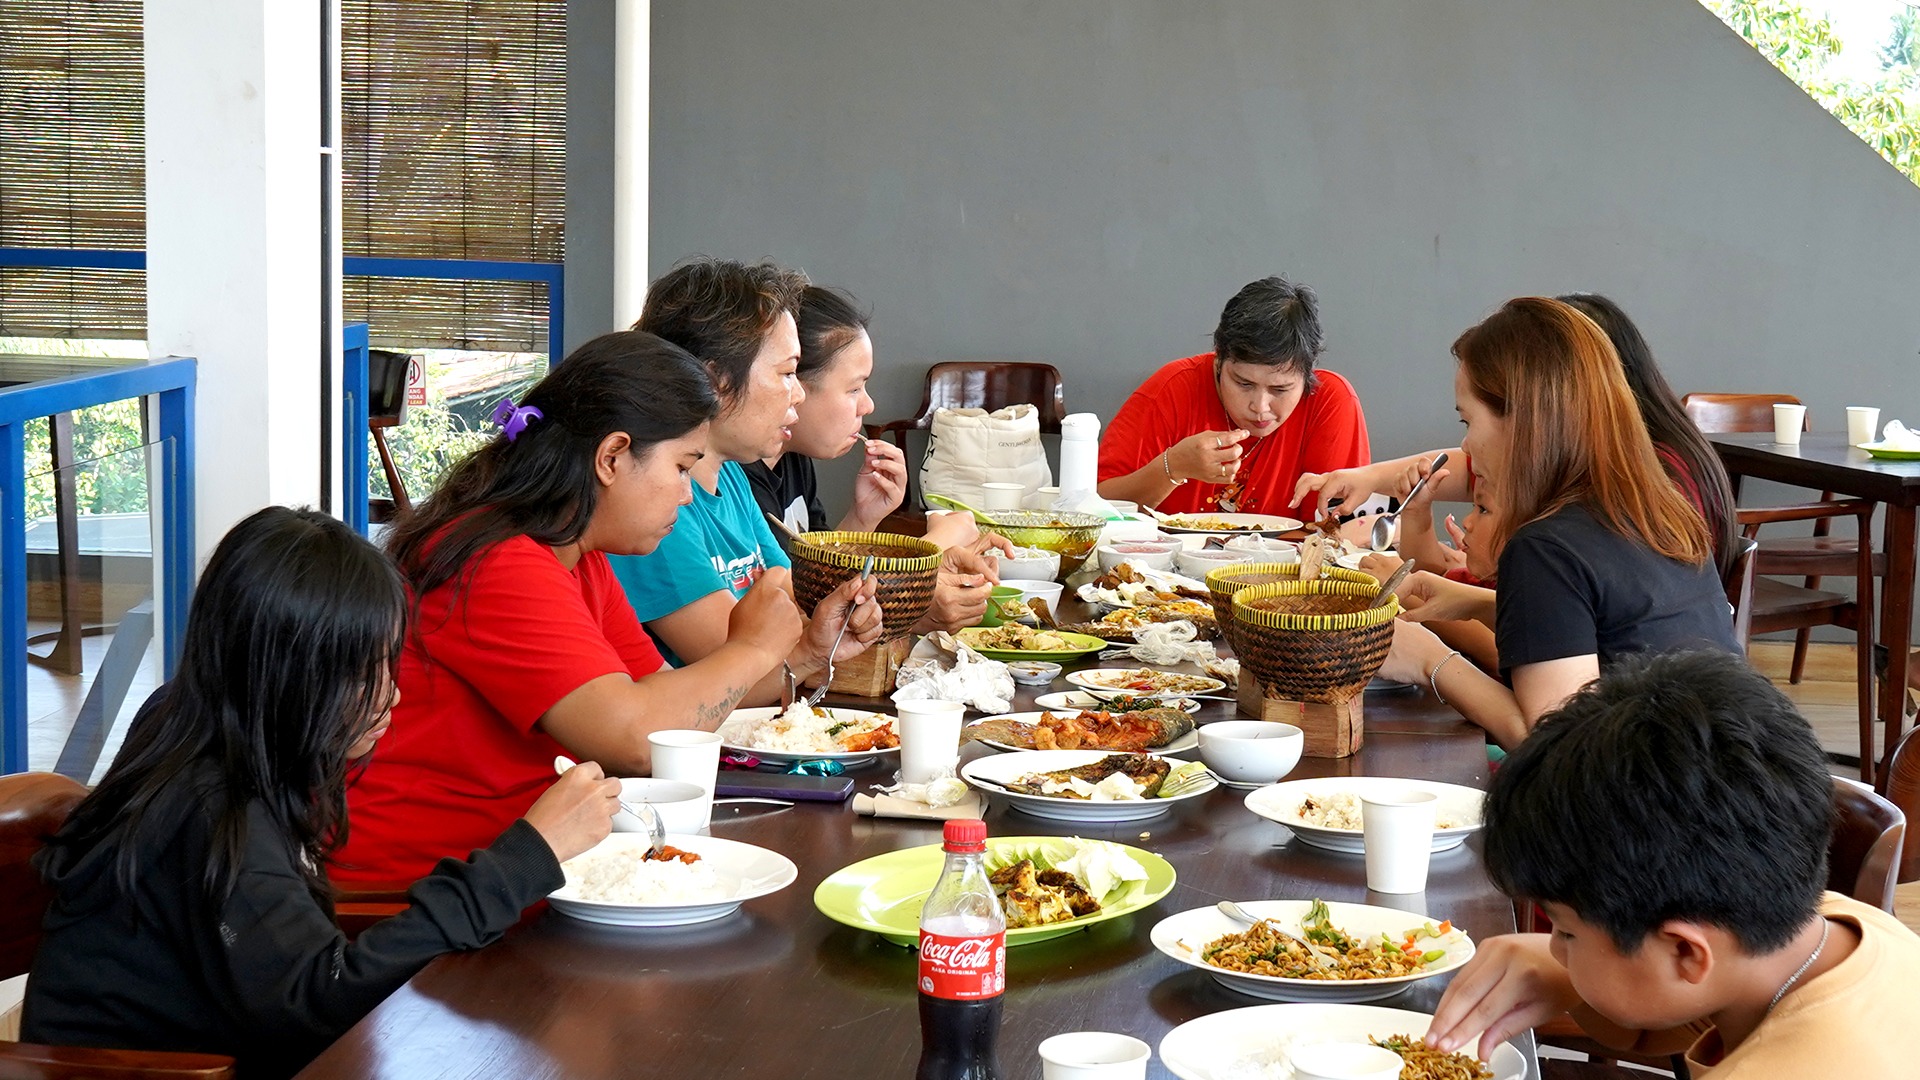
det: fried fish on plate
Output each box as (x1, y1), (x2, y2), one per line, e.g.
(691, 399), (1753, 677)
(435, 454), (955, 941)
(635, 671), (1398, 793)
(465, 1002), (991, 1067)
(989, 859), (1101, 927)
(1008, 753), (1173, 798)
(963, 708), (1195, 752)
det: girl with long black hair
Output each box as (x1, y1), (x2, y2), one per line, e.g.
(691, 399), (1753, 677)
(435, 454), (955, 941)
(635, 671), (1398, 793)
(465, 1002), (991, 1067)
(22, 507), (618, 1079)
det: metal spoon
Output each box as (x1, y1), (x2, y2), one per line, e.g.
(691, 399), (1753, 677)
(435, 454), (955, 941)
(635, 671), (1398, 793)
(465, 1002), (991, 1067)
(554, 754), (663, 859)
(1370, 558), (1416, 608)
(805, 555), (877, 707)
(1369, 452), (1449, 552)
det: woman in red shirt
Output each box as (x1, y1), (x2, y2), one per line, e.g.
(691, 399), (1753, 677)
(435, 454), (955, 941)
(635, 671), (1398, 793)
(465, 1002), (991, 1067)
(335, 331), (816, 887)
(1097, 276), (1371, 518)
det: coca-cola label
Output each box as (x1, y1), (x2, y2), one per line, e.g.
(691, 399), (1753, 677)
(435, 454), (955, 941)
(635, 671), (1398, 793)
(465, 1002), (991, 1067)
(917, 930), (1006, 1000)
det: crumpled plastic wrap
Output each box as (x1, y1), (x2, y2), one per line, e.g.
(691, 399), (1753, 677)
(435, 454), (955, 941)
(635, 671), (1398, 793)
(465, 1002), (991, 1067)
(1106, 620), (1222, 667)
(874, 773), (971, 808)
(893, 632), (1016, 713)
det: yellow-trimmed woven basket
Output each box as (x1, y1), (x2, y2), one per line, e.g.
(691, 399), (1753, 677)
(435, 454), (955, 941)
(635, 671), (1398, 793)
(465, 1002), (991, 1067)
(1231, 578), (1398, 704)
(1205, 562), (1378, 653)
(790, 531), (942, 641)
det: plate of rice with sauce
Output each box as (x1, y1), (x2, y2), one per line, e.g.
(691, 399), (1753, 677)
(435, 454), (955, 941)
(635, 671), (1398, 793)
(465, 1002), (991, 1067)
(716, 704), (902, 766)
(548, 833), (797, 927)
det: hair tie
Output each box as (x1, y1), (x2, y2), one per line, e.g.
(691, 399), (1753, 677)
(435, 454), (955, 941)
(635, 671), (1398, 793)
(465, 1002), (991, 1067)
(489, 398), (544, 442)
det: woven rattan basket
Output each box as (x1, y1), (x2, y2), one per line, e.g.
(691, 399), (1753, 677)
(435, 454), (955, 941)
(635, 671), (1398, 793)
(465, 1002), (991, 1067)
(790, 531), (943, 640)
(1206, 562), (1379, 654)
(1231, 578), (1398, 705)
(978, 510), (1106, 580)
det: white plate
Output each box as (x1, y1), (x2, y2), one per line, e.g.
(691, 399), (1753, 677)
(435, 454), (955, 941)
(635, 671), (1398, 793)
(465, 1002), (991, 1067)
(960, 749), (1215, 822)
(1150, 899), (1474, 1002)
(1244, 778), (1486, 854)
(965, 710), (1201, 755)
(1155, 512), (1304, 536)
(1065, 668), (1228, 697)
(548, 833), (798, 927)
(715, 706), (902, 766)
(1159, 1002), (1525, 1080)
(1034, 691), (1202, 714)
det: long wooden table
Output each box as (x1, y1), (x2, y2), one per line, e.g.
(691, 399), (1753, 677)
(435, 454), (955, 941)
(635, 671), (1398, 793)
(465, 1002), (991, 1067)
(300, 686), (1531, 1078)
(1709, 432), (1920, 776)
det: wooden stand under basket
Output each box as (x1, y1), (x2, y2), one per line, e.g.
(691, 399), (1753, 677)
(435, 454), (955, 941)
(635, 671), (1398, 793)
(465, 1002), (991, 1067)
(809, 636), (915, 698)
(1236, 669), (1366, 759)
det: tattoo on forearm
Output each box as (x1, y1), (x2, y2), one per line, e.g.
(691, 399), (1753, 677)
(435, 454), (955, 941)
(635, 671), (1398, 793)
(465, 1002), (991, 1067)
(697, 684), (750, 728)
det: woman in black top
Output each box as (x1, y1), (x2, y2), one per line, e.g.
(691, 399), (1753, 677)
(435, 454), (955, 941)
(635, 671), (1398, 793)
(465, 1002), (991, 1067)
(1378, 298), (1738, 748)
(22, 506), (620, 1079)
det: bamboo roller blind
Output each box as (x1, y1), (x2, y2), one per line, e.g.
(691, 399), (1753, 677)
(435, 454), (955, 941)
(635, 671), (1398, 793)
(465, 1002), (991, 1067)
(0, 0), (564, 350)
(0, 0), (146, 339)
(343, 0), (566, 353)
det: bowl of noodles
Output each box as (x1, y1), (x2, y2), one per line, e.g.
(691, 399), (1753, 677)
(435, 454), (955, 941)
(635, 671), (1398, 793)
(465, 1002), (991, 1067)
(1151, 898), (1474, 1003)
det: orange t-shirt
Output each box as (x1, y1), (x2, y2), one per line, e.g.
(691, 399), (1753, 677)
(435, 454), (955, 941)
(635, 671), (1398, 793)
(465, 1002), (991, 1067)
(334, 536), (663, 886)
(1098, 353), (1371, 517)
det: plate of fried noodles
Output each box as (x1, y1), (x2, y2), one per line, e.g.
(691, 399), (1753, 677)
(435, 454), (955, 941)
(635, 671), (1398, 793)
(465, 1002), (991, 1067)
(1151, 899), (1474, 1003)
(1158, 1002), (1522, 1080)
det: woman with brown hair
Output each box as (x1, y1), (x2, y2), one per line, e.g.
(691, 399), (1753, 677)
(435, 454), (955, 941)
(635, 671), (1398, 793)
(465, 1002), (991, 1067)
(1378, 297), (1739, 748)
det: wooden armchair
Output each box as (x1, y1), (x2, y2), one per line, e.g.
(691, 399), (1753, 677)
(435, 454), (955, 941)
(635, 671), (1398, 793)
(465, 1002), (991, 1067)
(1877, 722), (1920, 885)
(0, 772), (236, 1079)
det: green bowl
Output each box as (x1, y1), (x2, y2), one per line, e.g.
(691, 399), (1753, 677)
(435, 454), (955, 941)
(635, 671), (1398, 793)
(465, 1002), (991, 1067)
(977, 585), (1027, 627)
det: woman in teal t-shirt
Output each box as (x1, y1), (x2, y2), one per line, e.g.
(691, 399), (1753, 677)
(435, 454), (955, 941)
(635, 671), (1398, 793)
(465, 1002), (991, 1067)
(610, 258), (882, 701)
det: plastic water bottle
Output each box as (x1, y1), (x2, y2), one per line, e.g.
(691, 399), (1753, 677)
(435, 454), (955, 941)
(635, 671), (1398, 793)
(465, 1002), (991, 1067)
(915, 819), (1005, 1079)
(1056, 413), (1101, 498)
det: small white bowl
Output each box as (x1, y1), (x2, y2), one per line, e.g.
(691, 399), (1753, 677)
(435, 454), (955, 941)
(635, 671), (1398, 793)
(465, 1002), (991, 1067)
(615, 778), (708, 834)
(1096, 544), (1179, 574)
(1008, 579), (1065, 613)
(994, 546), (1062, 582)
(1102, 500), (1140, 517)
(1007, 660), (1063, 686)
(1100, 518), (1163, 545)
(1224, 535), (1302, 558)
(1289, 1042), (1405, 1080)
(1174, 548), (1257, 580)
(1197, 720), (1305, 784)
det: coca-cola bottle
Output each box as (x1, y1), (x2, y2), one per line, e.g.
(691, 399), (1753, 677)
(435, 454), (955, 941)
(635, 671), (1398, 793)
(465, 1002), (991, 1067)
(915, 819), (1005, 1080)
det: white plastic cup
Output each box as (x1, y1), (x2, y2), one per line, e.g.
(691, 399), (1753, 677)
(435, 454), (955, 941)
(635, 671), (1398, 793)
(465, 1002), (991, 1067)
(1772, 403), (1807, 445)
(1038, 1031), (1150, 1080)
(1361, 789), (1438, 893)
(1289, 1042), (1405, 1080)
(980, 482), (1026, 511)
(1848, 406), (1881, 447)
(1025, 485), (1062, 511)
(896, 700), (966, 785)
(647, 730), (723, 829)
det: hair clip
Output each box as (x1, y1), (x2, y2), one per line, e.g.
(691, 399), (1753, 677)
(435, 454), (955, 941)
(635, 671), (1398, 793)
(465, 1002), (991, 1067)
(489, 398), (544, 442)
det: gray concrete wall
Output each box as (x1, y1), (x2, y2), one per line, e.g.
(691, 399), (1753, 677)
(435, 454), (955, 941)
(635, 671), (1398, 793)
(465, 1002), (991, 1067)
(644, 0), (1920, 533)
(564, 0), (617, 355)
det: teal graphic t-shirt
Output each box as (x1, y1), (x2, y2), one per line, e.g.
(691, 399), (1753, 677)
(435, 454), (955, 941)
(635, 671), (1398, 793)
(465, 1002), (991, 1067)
(609, 460), (791, 666)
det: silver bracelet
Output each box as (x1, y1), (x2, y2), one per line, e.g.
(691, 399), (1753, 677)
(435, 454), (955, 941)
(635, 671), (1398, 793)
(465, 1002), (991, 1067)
(1163, 450), (1187, 486)
(1429, 649), (1464, 706)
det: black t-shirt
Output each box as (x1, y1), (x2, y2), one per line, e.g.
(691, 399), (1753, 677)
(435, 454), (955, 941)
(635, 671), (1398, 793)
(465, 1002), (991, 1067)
(742, 456), (825, 549)
(1495, 503), (1739, 674)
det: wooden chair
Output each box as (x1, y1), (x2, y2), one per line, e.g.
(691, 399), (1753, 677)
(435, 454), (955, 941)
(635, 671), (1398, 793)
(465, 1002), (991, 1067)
(865, 361), (1067, 516)
(1829, 777), (1904, 913)
(0, 772), (236, 1079)
(1876, 722), (1920, 884)
(1723, 537), (1759, 651)
(1684, 393), (1881, 780)
(367, 349), (414, 525)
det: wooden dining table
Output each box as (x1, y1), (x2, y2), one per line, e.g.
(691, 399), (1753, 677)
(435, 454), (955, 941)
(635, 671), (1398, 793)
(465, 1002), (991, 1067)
(1709, 432), (1920, 776)
(298, 647), (1536, 1079)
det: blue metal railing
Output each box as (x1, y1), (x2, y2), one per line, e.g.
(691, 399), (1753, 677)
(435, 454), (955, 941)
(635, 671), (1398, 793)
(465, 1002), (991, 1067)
(0, 358), (196, 773)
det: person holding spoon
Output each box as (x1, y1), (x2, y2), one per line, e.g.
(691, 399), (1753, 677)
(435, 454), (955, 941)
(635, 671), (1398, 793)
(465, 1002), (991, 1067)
(1097, 275), (1371, 517)
(742, 284), (1012, 632)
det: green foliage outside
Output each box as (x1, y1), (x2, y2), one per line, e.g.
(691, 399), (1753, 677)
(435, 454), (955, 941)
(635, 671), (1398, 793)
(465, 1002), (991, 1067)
(1706, 0), (1920, 186)
(22, 398), (151, 523)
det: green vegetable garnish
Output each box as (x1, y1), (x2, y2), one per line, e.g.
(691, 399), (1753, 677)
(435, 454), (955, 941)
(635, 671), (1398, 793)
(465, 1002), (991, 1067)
(1421, 949), (1447, 964)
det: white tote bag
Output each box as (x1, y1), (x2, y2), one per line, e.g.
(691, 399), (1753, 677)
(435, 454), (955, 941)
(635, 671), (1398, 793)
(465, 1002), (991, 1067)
(919, 404), (1053, 509)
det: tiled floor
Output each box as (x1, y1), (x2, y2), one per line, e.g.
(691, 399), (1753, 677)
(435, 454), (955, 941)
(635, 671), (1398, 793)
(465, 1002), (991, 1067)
(21, 617), (159, 783)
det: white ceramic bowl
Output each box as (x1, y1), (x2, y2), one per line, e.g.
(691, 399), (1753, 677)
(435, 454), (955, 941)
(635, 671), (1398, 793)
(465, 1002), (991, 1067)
(1007, 579), (1065, 612)
(1174, 548), (1257, 580)
(1007, 660), (1064, 686)
(615, 778), (708, 834)
(1198, 720), (1305, 784)
(1097, 544), (1179, 574)
(994, 546), (1062, 582)
(1223, 535), (1302, 559)
(1100, 517), (1164, 545)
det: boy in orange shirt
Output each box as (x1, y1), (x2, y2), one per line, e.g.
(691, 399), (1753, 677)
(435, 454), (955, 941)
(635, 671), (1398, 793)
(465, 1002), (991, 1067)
(1428, 649), (1920, 1079)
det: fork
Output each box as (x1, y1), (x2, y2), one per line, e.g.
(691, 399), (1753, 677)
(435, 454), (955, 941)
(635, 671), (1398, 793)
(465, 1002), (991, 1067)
(554, 754), (664, 859)
(806, 555), (877, 707)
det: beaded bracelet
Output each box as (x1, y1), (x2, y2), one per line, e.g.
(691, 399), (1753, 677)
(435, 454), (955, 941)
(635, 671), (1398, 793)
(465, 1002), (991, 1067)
(1429, 649), (1464, 706)
(1163, 450), (1187, 486)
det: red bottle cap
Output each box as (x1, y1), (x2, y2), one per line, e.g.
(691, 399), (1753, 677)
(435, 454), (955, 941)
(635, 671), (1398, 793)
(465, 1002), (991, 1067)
(942, 819), (987, 852)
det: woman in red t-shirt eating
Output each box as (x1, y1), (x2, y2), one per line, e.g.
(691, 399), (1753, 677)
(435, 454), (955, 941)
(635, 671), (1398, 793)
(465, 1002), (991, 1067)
(335, 331), (809, 887)
(1096, 275), (1371, 518)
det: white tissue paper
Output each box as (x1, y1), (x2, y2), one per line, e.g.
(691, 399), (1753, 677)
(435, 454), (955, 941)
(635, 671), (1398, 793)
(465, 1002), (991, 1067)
(876, 774), (971, 808)
(893, 632), (1016, 713)
(1874, 420), (1920, 450)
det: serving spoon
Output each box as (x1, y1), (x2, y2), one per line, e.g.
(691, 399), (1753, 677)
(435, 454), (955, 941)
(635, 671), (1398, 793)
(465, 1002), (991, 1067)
(1368, 452), (1448, 552)
(554, 754), (664, 860)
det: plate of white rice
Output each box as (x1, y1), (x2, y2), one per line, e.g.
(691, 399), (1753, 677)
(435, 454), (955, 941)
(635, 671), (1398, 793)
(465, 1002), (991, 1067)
(548, 833), (798, 927)
(716, 704), (902, 765)
(1242, 778), (1486, 854)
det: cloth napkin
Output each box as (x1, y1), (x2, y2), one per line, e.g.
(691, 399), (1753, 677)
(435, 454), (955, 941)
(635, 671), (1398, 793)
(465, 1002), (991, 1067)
(852, 791), (986, 820)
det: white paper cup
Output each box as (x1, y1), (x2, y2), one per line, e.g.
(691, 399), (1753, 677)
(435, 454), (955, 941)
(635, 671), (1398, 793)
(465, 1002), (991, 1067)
(1361, 789), (1438, 893)
(647, 730), (723, 829)
(1025, 485), (1062, 511)
(980, 482), (1026, 511)
(1290, 1042), (1405, 1080)
(1848, 406), (1881, 447)
(896, 700), (966, 785)
(1773, 403), (1807, 445)
(1038, 1032), (1150, 1080)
